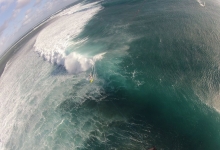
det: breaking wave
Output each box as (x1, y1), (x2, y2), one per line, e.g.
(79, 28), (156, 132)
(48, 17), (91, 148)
(34, 2), (104, 74)
(64, 52), (105, 74)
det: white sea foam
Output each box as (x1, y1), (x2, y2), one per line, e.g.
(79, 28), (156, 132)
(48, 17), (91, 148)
(197, 0), (205, 7)
(34, 2), (104, 74)
(0, 140), (4, 150)
(0, 43), (75, 149)
(64, 52), (106, 74)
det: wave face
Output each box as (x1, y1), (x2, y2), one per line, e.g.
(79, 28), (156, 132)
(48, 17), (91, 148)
(34, 2), (103, 74)
(2, 0), (220, 150)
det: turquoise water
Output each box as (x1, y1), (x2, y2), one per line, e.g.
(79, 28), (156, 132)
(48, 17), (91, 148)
(1, 0), (220, 149)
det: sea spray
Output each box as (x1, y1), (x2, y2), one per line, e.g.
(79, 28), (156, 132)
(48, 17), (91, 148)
(64, 52), (106, 74)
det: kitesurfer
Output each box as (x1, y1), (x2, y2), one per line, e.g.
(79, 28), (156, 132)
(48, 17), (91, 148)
(89, 74), (93, 83)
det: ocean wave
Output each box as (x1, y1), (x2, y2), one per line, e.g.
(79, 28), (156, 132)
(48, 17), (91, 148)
(34, 2), (103, 74)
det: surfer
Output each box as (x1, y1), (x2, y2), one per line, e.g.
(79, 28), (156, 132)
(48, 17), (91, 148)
(88, 65), (95, 83)
(89, 74), (93, 83)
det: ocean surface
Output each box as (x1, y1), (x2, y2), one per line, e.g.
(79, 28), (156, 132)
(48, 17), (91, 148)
(1, 0), (220, 149)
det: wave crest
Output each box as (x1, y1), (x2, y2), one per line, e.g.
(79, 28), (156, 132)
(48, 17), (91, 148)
(34, 2), (103, 74)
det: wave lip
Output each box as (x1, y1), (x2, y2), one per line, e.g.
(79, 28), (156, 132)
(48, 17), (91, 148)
(34, 2), (103, 74)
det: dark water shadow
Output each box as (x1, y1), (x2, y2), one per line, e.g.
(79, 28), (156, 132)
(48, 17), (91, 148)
(57, 79), (220, 150)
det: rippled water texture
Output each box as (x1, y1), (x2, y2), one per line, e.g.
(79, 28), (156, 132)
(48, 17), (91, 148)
(1, 0), (220, 149)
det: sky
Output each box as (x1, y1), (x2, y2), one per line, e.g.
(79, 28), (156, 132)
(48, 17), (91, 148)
(0, 0), (77, 56)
